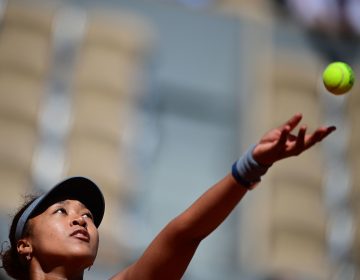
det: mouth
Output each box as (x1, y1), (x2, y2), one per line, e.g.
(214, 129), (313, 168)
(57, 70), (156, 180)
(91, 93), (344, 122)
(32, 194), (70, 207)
(70, 229), (90, 242)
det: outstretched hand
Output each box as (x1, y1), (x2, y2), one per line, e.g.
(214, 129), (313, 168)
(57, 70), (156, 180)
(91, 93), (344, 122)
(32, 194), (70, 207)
(252, 113), (336, 166)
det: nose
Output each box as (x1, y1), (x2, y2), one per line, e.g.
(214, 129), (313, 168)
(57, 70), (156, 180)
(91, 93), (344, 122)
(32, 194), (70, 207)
(72, 216), (87, 228)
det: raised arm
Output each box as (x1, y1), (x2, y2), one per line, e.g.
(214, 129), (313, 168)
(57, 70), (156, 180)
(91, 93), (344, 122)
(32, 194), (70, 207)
(112, 113), (336, 280)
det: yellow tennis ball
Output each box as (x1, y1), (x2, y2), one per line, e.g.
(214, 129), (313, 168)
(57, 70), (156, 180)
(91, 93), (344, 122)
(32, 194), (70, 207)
(323, 62), (355, 95)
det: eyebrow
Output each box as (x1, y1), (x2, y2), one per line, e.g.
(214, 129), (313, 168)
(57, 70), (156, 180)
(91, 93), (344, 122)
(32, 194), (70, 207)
(52, 200), (89, 211)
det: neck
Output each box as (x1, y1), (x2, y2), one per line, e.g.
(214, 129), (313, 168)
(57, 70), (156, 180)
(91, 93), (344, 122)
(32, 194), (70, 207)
(29, 259), (85, 280)
(30, 271), (83, 280)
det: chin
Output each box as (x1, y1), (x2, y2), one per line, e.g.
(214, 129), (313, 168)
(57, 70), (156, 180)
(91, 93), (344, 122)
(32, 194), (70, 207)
(68, 252), (96, 268)
(68, 246), (97, 264)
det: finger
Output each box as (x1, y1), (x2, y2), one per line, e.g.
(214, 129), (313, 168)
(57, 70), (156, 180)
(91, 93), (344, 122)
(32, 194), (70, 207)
(304, 126), (336, 148)
(279, 113), (303, 132)
(293, 125), (306, 154)
(275, 125), (290, 148)
(316, 126), (337, 142)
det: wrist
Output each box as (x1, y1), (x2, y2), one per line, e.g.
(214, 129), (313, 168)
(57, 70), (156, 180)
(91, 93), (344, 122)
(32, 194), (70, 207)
(252, 144), (275, 166)
(231, 144), (272, 190)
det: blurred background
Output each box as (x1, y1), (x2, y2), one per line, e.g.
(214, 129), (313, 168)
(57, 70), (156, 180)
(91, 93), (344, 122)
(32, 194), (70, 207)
(0, 0), (360, 279)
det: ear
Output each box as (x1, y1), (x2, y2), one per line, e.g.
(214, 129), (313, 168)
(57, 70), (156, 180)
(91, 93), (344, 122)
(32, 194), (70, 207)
(17, 239), (32, 257)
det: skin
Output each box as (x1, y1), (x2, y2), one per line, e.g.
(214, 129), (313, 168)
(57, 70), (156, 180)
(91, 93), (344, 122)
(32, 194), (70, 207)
(17, 113), (336, 280)
(17, 200), (99, 280)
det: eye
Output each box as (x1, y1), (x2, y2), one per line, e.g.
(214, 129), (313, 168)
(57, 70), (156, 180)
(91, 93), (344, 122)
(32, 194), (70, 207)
(82, 212), (93, 220)
(54, 207), (67, 214)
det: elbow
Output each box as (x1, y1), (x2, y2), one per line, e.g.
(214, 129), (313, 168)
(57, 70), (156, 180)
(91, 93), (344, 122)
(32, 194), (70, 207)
(166, 216), (208, 244)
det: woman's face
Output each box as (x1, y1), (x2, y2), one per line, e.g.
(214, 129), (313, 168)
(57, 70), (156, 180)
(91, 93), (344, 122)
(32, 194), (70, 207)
(27, 199), (99, 268)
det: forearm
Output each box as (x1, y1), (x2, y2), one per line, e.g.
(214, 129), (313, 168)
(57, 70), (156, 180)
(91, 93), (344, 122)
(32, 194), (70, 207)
(168, 144), (269, 241)
(118, 174), (249, 280)
(170, 173), (248, 241)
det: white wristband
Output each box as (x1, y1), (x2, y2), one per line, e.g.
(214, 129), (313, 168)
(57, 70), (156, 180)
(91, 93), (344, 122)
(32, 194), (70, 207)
(231, 144), (271, 189)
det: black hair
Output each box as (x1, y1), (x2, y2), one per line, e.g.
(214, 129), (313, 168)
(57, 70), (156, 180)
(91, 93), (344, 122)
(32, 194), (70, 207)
(0, 195), (39, 280)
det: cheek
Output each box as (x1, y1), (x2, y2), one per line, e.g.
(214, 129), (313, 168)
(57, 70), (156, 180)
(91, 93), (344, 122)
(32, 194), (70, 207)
(49, 224), (67, 240)
(90, 228), (100, 250)
(34, 223), (65, 246)
(30, 221), (67, 249)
